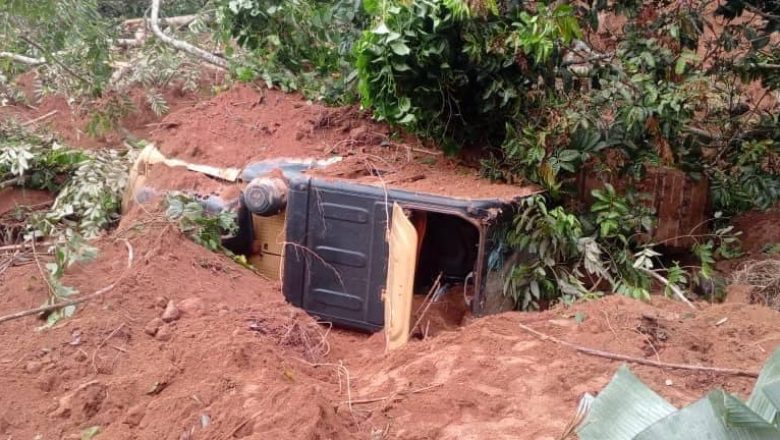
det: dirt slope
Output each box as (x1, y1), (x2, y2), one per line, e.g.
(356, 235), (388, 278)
(1, 224), (777, 439)
(2, 84), (780, 439)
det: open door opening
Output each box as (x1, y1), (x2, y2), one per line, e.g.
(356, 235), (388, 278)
(386, 208), (481, 348)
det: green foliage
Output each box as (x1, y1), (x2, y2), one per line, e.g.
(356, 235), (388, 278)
(97, 0), (208, 18)
(505, 195), (585, 309)
(578, 349), (780, 439)
(28, 149), (132, 239)
(355, 0), (580, 146)
(108, 8), (218, 117)
(502, 185), (712, 309)
(1, 120), (132, 238)
(218, 0), (367, 102)
(38, 234), (98, 329)
(0, 0), (114, 96)
(0, 121), (89, 191)
(86, 95), (135, 138)
(716, 0), (780, 90)
(1, 121), (131, 327)
(165, 193), (238, 251)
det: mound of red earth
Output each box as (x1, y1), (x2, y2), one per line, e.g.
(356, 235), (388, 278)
(1, 84), (780, 439)
(2, 225), (778, 439)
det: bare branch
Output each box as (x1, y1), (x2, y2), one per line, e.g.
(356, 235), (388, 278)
(149, 0), (227, 69)
(517, 322), (758, 377)
(123, 14), (200, 28)
(0, 240), (134, 325)
(0, 51), (45, 65)
(640, 267), (696, 310)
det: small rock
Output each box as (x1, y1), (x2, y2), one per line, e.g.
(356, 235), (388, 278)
(124, 403), (146, 427)
(178, 297), (205, 317)
(73, 351), (87, 362)
(161, 300), (181, 323)
(25, 361), (43, 374)
(665, 379), (674, 386)
(37, 374), (56, 392)
(155, 324), (173, 342)
(144, 318), (163, 337)
(154, 296), (168, 309)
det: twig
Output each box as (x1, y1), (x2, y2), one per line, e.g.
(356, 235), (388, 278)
(348, 383), (443, 405)
(92, 323), (127, 373)
(410, 273), (443, 338)
(297, 360), (355, 413)
(517, 322), (759, 378)
(0, 240), (134, 325)
(31, 240), (57, 301)
(640, 268), (696, 310)
(149, 0), (227, 69)
(21, 110), (58, 127)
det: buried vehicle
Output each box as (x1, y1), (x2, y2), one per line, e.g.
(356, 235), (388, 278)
(124, 145), (541, 343)
(125, 144), (710, 345)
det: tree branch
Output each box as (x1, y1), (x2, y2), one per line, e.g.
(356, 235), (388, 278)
(640, 267), (696, 310)
(0, 240), (133, 325)
(0, 51), (45, 65)
(517, 322), (759, 377)
(755, 63), (780, 70)
(149, 0), (227, 69)
(19, 36), (90, 86)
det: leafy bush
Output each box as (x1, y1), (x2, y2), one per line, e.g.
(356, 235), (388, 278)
(504, 188), (669, 308)
(0, 0), (114, 96)
(355, 0), (580, 148)
(165, 193), (238, 251)
(218, 0), (367, 102)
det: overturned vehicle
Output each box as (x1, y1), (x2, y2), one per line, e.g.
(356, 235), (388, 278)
(125, 145), (541, 344)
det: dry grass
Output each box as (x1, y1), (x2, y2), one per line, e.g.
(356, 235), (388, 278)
(732, 259), (780, 310)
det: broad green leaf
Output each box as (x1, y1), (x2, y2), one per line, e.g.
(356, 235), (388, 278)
(635, 390), (779, 440)
(390, 41), (411, 56)
(724, 392), (778, 431)
(373, 22), (390, 35)
(578, 366), (676, 440)
(748, 349), (780, 423)
(760, 380), (780, 420)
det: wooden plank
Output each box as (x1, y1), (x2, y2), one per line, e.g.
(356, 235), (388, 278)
(384, 203), (418, 351)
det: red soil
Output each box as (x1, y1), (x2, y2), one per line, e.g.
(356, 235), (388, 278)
(147, 84), (537, 200)
(1, 81), (779, 439)
(1, 226), (777, 439)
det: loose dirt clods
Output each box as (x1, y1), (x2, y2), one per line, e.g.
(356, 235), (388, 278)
(1, 85), (779, 439)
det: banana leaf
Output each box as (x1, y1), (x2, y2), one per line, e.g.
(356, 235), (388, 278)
(748, 350), (780, 424)
(577, 365), (677, 440)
